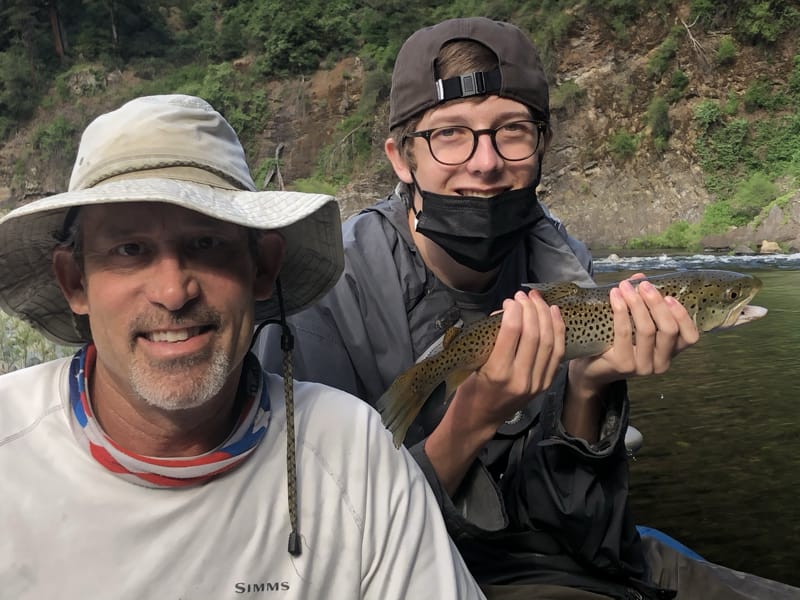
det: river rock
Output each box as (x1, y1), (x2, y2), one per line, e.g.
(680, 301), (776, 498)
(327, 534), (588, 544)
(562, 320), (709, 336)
(757, 203), (800, 242)
(702, 227), (750, 251)
(760, 240), (781, 254)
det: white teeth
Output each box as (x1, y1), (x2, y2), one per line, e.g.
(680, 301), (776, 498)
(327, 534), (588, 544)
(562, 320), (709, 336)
(148, 328), (199, 342)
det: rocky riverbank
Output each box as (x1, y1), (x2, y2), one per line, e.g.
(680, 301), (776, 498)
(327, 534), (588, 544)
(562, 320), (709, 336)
(699, 193), (800, 254)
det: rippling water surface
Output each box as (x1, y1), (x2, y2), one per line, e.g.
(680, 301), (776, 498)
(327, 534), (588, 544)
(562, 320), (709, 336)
(593, 253), (800, 586)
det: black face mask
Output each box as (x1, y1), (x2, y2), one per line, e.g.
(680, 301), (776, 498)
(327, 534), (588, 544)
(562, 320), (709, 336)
(412, 181), (545, 272)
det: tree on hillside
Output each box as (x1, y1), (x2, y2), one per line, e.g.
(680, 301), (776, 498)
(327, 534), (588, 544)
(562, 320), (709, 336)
(0, 2), (54, 135)
(46, 1), (68, 58)
(45, 0), (173, 63)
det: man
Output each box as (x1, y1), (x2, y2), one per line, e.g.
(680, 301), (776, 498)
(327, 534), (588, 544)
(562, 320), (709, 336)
(0, 94), (485, 600)
(257, 17), (800, 600)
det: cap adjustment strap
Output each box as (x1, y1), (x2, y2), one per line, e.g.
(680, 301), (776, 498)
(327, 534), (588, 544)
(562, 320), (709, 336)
(435, 67), (502, 101)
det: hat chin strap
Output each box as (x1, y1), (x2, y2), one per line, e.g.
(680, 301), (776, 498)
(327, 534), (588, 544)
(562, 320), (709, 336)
(250, 278), (301, 556)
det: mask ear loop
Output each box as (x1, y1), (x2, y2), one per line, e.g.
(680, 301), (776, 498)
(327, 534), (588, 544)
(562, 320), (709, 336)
(251, 278), (302, 556)
(406, 172), (424, 217)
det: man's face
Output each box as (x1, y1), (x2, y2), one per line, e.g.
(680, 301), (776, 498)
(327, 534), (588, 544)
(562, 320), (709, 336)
(387, 95), (543, 212)
(55, 202), (280, 412)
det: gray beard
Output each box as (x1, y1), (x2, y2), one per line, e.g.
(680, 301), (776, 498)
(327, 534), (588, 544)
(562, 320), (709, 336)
(129, 349), (231, 411)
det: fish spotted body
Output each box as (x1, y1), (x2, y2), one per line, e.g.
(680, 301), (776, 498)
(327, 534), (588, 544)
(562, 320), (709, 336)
(377, 270), (767, 447)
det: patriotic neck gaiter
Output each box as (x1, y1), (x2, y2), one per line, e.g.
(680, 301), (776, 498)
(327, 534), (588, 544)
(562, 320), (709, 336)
(68, 344), (271, 488)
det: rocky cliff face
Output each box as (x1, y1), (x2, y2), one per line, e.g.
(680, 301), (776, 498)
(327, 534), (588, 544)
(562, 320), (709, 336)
(537, 10), (800, 250)
(337, 10), (800, 251)
(2, 7), (799, 251)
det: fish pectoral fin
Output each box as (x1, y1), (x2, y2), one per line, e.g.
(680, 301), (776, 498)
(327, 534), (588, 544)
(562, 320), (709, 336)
(443, 369), (473, 401)
(377, 362), (441, 449)
(522, 281), (583, 304)
(378, 363), (478, 449)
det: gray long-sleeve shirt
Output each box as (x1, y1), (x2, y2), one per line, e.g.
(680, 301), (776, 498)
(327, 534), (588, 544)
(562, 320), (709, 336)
(256, 188), (658, 599)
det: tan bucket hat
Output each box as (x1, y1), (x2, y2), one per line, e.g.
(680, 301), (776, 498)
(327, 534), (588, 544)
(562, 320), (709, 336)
(0, 94), (344, 345)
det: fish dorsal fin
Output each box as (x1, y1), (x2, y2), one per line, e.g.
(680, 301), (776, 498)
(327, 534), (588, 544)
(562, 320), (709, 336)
(441, 324), (463, 349)
(522, 281), (584, 304)
(416, 319), (464, 363)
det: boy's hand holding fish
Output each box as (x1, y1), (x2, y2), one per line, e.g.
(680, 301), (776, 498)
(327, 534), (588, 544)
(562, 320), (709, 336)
(423, 287), (568, 495)
(563, 275), (700, 442)
(423, 276), (700, 494)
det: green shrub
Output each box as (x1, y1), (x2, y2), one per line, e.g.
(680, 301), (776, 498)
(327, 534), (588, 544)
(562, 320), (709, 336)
(715, 35), (736, 66)
(32, 116), (78, 163)
(665, 69), (689, 103)
(695, 118), (752, 195)
(647, 96), (671, 140)
(529, 9), (575, 64)
(722, 91), (740, 116)
(752, 114), (800, 173)
(789, 54), (800, 96)
(693, 100), (721, 131)
(735, 1), (798, 45)
(0, 116), (11, 140)
(245, 0), (359, 76)
(608, 130), (638, 160)
(698, 201), (737, 235)
(359, 68), (392, 114)
(291, 177), (339, 195)
(729, 171), (778, 219)
(690, 0), (719, 28)
(0, 49), (40, 127)
(315, 116), (373, 182)
(627, 221), (692, 249)
(652, 136), (670, 154)
(743, 78), (774, 112)
(647, 36), (678, 79)
(0, 312), (70, 374)
(551, 80), (586, 115)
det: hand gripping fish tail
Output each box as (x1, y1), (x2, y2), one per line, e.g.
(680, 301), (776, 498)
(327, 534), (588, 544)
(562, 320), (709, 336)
(377, 269), (767, 448)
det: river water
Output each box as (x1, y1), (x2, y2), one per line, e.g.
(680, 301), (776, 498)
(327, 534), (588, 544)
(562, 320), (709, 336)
(592, 253), (800, 586)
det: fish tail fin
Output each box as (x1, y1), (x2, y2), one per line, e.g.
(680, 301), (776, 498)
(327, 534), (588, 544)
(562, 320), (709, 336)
(377, 364), (439, 449)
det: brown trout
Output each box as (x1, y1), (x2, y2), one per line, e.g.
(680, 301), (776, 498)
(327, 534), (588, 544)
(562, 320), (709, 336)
(377, 270), (767, 447)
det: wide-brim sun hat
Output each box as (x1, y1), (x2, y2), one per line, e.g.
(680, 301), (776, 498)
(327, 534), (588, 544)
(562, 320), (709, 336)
(0, 94), (344, 345)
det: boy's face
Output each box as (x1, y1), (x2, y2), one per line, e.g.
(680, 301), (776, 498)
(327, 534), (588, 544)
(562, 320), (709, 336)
(384, 94), (546, 287)
(386, 95), (544, 214)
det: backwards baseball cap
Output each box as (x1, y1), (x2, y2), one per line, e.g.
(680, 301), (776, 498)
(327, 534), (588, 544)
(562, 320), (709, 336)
(0, 94), (344, 345)
(389, 17), (550, 129)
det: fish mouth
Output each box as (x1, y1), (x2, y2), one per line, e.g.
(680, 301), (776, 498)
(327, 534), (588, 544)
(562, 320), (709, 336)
(717, 276), (767, 330)
(731, 304), (768, 326)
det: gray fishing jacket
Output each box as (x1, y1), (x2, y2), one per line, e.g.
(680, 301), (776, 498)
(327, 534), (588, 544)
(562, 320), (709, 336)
(256, 186), (662, 599)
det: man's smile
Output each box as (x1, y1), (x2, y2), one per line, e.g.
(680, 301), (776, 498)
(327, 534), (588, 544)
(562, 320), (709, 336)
(142, 326), (213, 343)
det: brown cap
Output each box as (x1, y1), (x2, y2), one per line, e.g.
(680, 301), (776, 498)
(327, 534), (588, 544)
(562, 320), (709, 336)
(389, 17), (549, 129)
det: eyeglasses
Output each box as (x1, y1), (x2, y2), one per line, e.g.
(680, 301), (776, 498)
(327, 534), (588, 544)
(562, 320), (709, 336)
(404, 119), (546, 166)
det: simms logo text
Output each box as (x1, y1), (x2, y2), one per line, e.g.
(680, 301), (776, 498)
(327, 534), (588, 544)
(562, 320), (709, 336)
(235, 581), (290, 593)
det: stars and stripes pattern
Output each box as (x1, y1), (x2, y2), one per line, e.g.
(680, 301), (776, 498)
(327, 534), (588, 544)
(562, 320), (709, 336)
(67, 344), (271, 488)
